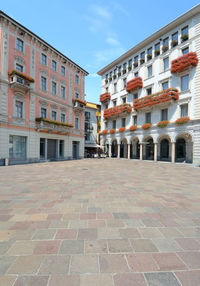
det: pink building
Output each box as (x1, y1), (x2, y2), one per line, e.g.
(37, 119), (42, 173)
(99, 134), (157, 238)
(0, 11), (88, 165)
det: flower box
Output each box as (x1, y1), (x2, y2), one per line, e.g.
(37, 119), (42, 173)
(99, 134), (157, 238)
(147, 54), (152, 60)
(100, 92), (111, 103)
(113, 74), (117, 80)
(35, 117), (73, 128)
(140, 58), (145, 64)
(105, 79), (108, 84)
(104, 103), (132, 119)
(171, 52), (198, 73)
(181, 34), (188, 42)
(171, 39), (178, 47)
(175, 116), (190, 125)
(109, 76), (112, 82)
(117, 72), (121, 77)
(142, 123), (152, 130)
(110, 129), (116, 134)
(72, 98), (87, 106)
(134, 88), (179, 110)
(8, 70), (35, 83)
(102, 129), (108, 135)
(119, 127), (126, 133)
(126, 77), (143, 93)
(154, 49), (160, 56)
(133, 62), (138, 68)
(157, 120), (170, 128)
(122, 68), (126, 74)
(162, 45), (168, 53)
(129, 125), (137, 131)
(128, 65), (132, 71)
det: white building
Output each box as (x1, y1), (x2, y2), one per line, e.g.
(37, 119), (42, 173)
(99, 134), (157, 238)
(98, 4), (200, 166)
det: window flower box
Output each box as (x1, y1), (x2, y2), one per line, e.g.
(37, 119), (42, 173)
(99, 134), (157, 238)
(100, 92), (111, 103)
(122, 68), (126, 74)
(147, 54), (152, 60)
(162, 45), (168, 53)
(102, 129), (108, 135)
(119, 127), (126, 133)
(117, 72), (121, 77)
(129, 125), (137, 131)
(109, 76), (112, 82)
(126, 77), (143, 93)
(105, 79), (108, 84)
(134, 88), (179, 110)
(142, 123), (152, 130)
(113, 74), (117, 80)
(181, 34), (188, 42)
(140, 58), (145, 65)
(104, 103), (132, 119)
(133, 62), (138, 68)
(157, 120), (170, 128)
(110, 129), (116, 134)
(171, 52), (198, 73)
(175, 116), (190, 125)
(154, 49), (160, 56)
(8, 69), (35, 83)
(171, 39), (178, 48)
(128, 65), (132, 71)
(72, 98), (87, 106)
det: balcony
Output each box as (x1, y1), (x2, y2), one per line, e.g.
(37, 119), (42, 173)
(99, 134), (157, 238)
(100, 92), (111, 103)
(171, 52), (198, 73)
(126, 77), (143, 93)
(85, 125), (94, 133)
(72, 98), (86, 111)
(104, 103), (132, 119)
(134, 88), (179, 110)
(8, 70), (34, 92)
(36, 118), (73, 134)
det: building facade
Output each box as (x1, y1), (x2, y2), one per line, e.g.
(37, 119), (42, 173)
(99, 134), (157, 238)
(98, 5), (200, 166)
(0, 11), (88, 165)
(84, 102), (101, 156)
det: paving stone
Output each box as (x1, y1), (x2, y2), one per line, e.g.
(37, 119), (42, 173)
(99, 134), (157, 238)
(32, 229), (56, 240)
(49, 220), (69, 228)
(152, 238), (182, 252)
(80, 213), (96, 220)
(107, 219), (124, 228)
(177, 252), (200, 269)
(99, 254), (129, 273)
(38, 255), (70, 274)
(144, 272), (181, 286)
(114, 273), (147, 286)
(178, 227), (200, 237)
(85, 240), (108, 253)
(69, 220), (88, 229)
(113, 213), (130, 219)
(78, 228), (97, 240)
(98, 228), (120, 239)
(126, 253), (159, 272)
(34, 240), (60, 254)
(70, 255), (99, 274)
(175, 270), (200, 286)
(0, 256), (16, 274)
(7, 240), (37, 255)
(131, 239), (158, 252)
(0, 275), (17, 286)
(88, 219), (106, 228)
(13, 275), (49, 286)
(158, 227), (184, 238)
(7, 255), (43, 274)
(97, 213), (113, 219)
(0, 241), (12, 255)
(175, 238), (200, 250)
(107, 239), (132, 253)
(152, 253), (187, 271)
(59, 240), (84, 254)
(55, 229), (77, 239)
(142, 218), (164, 227)
(88, 207), (102, 213)
(80, 274), (113, 286)
(49, 275), (80, 286)
(139, 227), (164, 238)
(0, 230), (15, 241)
(119, 228), (141, 238)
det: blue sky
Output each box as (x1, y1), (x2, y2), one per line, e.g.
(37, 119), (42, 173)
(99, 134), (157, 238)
(1, 0), (200, 103)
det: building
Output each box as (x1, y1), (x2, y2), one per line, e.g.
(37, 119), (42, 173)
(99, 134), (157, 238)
(98, 4), (200, 165)
(84, 102), (101, 156)
(0, 11), (88, 165)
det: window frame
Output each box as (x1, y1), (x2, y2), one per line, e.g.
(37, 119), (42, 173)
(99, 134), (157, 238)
(16, 38), (24, 53)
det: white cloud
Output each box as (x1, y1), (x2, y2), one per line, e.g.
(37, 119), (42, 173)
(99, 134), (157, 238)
(94, 47), (126, 65)
(90, 4), (112, 21)
(106, 37), (120, 46)
(88, 73), (99, 78)
(110, 2), (130, 16)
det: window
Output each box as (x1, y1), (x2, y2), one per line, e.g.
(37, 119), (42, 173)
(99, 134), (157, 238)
(148, 65), (152, 78)
(122, 97), (126, 104)
(181, 75), (189, 91)
(41, 108), (47, 118)
(128, 59), (132, 67)
(75, 75), (79, 84)
(146, 87), (152, 95)
(41, 53), (47, 65)
(118, 66), (121, 73)
(172, 32), (178, 46)
(75, 92), (79, 98)
(52, 81), (57, 95)
(162, 81), (169, 90)
(140, 51), (145, 64)
(16, 38), (24, 52)
(114, 83), (117, 93)
(121, 118), (126, 127)
(105, 103), (108, 109)
(182, 47), (189, 55)
(112, 120), (116, 129)
(133, 115), (137, 125)
(16, 100), (23, 118)
(59, 140), (64, 158)
(134, 72), (138, 77)
(61, 66), (65, 76)
(61, 113), (66, 123)
(85, 133), (90, 141)
(134, 55), (138, 63)
(85, 111), (90, 120)
(75, 117), (79, 129)
(113, 69), (117, 76)
(181, 26), (188, 40)
(145, 112), (151, 123)
(161, 108), (168, 121)
(61, 86), (66, 99)
(106, 74), (108, 80)
(105, 122), (108, 129)
(9, 135), (26, 159)
(41, 76), (47, 91)
(133, 93), (138, 100)
(163, 37), (169, 51)
(147, 47), (152, 60)
(52, 60), (57, 71)
(163, 57), (169, 71)
(180, 104), (188, 117)
(113, 100), (117, 107)
(155, 43), (160, 56)
(51, 111), (57, 120)
(40, 138), (45, 159)
(123, 78), (127, 89)
(16, 63), (23, 72)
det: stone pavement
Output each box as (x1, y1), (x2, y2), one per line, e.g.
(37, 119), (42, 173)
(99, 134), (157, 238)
(0, 159), (200, 286)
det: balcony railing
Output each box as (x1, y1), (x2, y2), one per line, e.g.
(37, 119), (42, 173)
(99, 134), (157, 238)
(104, 103), (132, 119)
(72, 98), (86, 111)
(171, 52), (198, 73)
(8, 70), (34, 91)
(100, 92), (111, 103)
(133, 88), (179, 110)
(126, 77), (143, 93)
(36, 117), (73, 133)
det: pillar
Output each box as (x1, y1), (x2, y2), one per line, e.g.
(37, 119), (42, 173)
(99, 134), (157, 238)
(45, 138), (47, 160)
(140, 143), (143, 160)
(117, 144), (120, 159)
(128, 144), (130, 159)
(154, 143), (157, 162)
(171, 142), (175, 163)
(108, 144), (112, 158)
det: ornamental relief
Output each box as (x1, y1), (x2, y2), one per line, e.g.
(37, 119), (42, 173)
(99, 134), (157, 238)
(40, 69), (48, 76)
(39, 100), (48, 106)
(50, 104), (58, 109)
(15, 56), (25, 65)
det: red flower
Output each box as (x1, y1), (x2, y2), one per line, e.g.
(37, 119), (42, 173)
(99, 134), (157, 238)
(119, 127), (126, 133)
(110, 129), (116, 134)
(126, 77), (143, 93)
(8, 70), (35, 83)
(104, 104), (132, 119)
(142, 123), (152, 130)
(102, 129), (108, 135)
(72, 98), (86, 105)
(100, 92), (111, 103)
(175, 117), (190, 125)
(129, 125), (137, 131)
(171, 52), (198, 73)
(157, 120), (170, 128)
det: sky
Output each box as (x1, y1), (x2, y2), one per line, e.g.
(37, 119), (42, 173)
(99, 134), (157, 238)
(1, 0), (200, 103)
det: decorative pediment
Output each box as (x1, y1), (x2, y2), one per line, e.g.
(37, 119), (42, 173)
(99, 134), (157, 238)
(15, 56), (25, 65)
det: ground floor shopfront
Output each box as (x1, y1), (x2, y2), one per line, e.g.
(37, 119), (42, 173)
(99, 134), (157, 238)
(101, 121), (200, 166)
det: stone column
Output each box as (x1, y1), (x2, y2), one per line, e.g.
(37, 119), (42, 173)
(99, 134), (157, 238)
(171, 142), (175, 163)
(108, 144), (112, 158)
(154, 143), (158, 162)
(45, 138), (47, 160)
(127, 144), (130, 159)
(117, 144), (120, 159)
(140, 143), (143, 160)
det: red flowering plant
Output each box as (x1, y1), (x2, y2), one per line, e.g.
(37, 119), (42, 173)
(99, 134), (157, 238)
(110, 129), (116, 134)
(101, 129), (108, 135)
(100, 92), (111, 103)
(103, 103), (132, 119)
(72, 98), (87, 105)
(119, 127), (126, 133)
(142, 123), (152, 130)
(175, 117), (190, 125)
(8, 70), (35, 83)
(171, 52), (198, 73)
(126, 77), (143, 93)
(129, 125), (137, 131)
(157, 120), (170, 128)
(134, 88), (179, 110)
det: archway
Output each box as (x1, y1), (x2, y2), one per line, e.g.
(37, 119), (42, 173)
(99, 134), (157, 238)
(131, 138), (140, 159)
(144, 137), (154, 160)
(176, 138), (186, 162)
(111, 139), (118, 157)
(160, 138), (170, 161)
(120, 138), (128, 158)
(175, 133), (193, 163)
